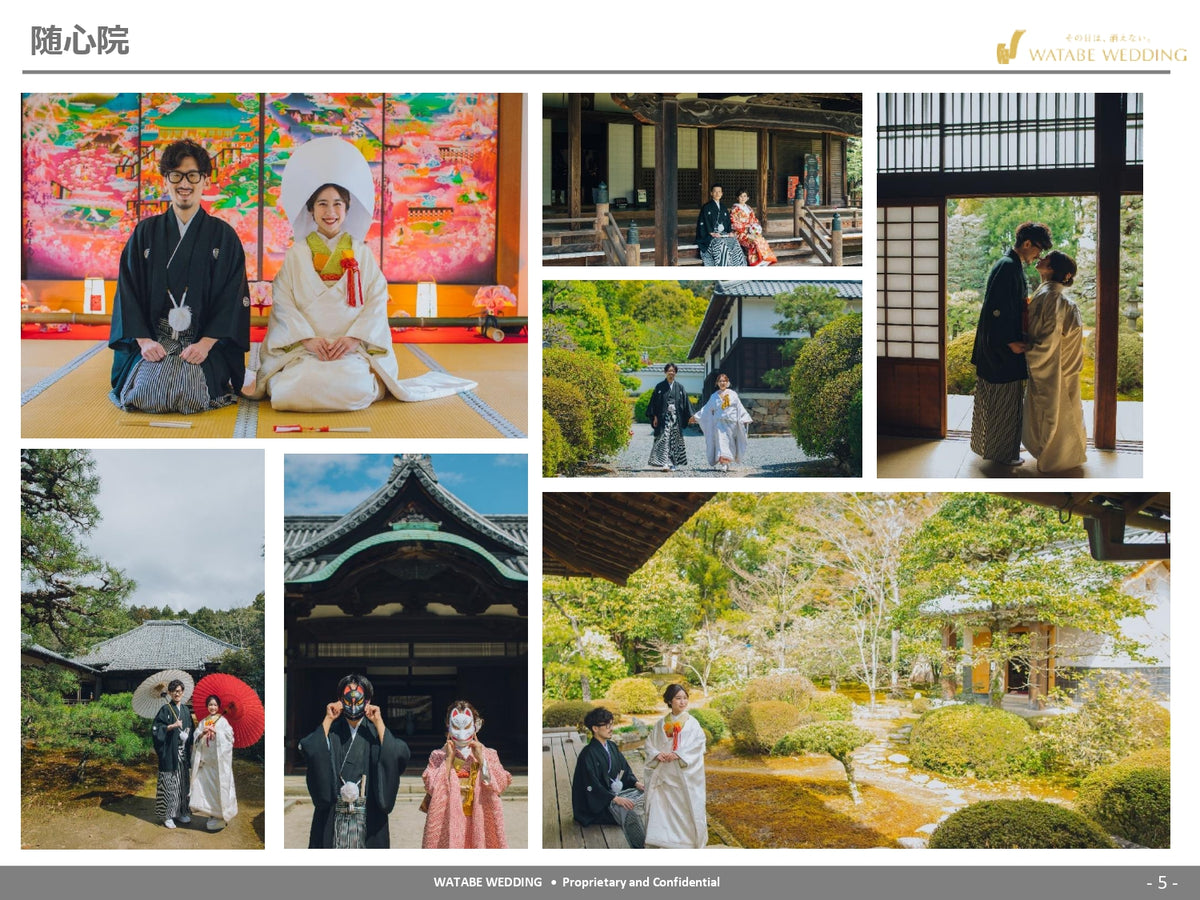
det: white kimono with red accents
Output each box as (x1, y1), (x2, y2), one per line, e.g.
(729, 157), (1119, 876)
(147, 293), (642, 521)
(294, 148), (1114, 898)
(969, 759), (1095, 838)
(643, 713), (707, 848)
(251, 234), (475, 410)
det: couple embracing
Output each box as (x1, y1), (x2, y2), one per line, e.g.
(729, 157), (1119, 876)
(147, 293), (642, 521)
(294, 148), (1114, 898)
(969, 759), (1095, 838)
(971, 221), (1087, 474)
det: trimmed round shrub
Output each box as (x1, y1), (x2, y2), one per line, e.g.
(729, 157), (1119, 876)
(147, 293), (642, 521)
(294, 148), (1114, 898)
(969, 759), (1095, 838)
(1076, 749), (1170, 848)
(542, 700), (597, 730)
(910, 704), (1033, 779)
(542, 377), (593, 465)
(634, 389), (654, 424)
(929, 800), (1114, 849)
(543, 348), (632, 457)
(946, 330), (978, 395)
(1116, 332), (1143, 397)
(741, 674), (815, 709)
(542, 410), (571, 477)
(911, 695), (931, 715)
(809, 692), (854, 722)
(604, 678), (663, 715)
(789, 314), (862, 471)
(708, 692), (743, 722)
(689, 707), (727, 742)
(728, 700), (806, 754)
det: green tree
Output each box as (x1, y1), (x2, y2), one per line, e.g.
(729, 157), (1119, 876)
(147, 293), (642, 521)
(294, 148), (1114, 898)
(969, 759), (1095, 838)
(774, 722), (874, 803)
(902, 494), (1147, 705)
(542, 281), (619, 362)
(763, 284), (845, 388)
(21, 450), (135, 653)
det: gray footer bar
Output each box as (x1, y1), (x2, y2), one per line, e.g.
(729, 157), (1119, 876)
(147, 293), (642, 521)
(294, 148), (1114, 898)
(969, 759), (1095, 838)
(1, 866), (1190, 900)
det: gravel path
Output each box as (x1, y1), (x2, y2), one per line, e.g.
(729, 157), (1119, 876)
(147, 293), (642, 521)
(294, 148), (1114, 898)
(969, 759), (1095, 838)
(583, 423), (843, 478)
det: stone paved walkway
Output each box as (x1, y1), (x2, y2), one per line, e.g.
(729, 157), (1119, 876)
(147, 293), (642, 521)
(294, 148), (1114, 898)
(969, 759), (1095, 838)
(583, 423), (843, 478)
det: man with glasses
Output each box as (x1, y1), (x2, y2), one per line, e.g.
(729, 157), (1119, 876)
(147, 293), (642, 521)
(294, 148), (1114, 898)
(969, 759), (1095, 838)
(109, 139), (250, 414)
(571, 706), (646, 848)
(970, 221), (1053, 466)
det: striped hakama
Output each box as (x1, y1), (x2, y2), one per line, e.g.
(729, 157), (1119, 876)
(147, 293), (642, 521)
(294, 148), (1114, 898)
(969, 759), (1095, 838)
(970, 378), (1025, 462)
(609, 788), (647, 849)
(113, 317), (238, 414)
(155, 742), (190, 821)
(700, 235), (747, 267)
(332, 793), (369, 849)
(648, 402), (688, 469)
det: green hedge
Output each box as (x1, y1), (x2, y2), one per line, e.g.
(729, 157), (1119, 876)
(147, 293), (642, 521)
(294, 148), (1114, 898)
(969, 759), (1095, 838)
(689, 707), (727, 742)
(542, 377), (593, 469)
(1076, 748), (1170, 848)
(946, 330), (978, 396)
(604, 678), (663, 715)
(910, 704), (1033, 779)
(542, 410), (571, 477)
(634, 389), (654, 424)
(929, 800), (1114, 849)
(543, 349), (631, 457)
(542, 700), (598, 730)
(708, 692), (744, 720)
(729, 700), (806, 754)
(789, 314), (862, 472)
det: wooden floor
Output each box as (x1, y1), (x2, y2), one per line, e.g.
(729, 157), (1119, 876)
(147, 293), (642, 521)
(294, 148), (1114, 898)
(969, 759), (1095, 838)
(542, 730), (644, 850)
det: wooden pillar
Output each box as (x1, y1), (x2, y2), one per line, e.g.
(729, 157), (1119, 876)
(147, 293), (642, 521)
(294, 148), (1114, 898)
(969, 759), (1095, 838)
(1093, 94), (1122, 450)
(567, 94), (582, 225)
(655, 96), (680, 266)
(699, 128), (712, 200)
(822, 132), (832, 205)
(633, 124), (643, 206)
(757, 129), (770, 231)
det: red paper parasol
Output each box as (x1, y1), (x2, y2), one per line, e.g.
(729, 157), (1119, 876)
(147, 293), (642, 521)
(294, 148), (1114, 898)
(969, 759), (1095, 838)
(193, 674), (264, 748)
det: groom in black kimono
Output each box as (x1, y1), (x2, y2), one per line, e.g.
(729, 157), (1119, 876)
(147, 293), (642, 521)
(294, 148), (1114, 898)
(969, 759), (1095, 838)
(108, 138), (250, 412)
(695, 184), (746, 266)
(299, 674), (410, 848)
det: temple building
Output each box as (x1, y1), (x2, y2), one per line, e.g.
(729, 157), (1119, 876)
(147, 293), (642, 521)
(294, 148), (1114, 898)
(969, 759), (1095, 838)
(543, 93), (862, 266)
(283, 454), (528, 770)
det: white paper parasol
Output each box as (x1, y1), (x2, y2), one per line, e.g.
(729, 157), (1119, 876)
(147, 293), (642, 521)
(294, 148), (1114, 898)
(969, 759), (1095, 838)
(132, 669), (194, 719)
(279, 137), (375, 242)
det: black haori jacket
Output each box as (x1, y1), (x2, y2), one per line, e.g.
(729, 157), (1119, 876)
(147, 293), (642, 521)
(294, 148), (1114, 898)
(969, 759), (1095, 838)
(971, 248), (1032, 384)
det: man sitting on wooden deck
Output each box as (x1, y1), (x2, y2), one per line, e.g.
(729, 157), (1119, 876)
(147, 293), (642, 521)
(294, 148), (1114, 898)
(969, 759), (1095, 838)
(571, 707), (646, 848)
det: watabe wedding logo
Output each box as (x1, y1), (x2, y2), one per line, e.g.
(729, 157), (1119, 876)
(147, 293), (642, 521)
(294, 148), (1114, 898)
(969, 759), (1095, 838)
(996, 30), (1188, 65)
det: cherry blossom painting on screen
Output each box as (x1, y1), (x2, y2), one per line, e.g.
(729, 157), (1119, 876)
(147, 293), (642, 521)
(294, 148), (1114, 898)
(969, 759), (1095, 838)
(22, 93), (140, 279)
(381, 94), (498, 284)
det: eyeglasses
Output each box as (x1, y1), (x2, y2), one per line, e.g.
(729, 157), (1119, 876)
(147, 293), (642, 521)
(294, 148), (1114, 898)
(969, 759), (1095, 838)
(165, 170), (205, 184)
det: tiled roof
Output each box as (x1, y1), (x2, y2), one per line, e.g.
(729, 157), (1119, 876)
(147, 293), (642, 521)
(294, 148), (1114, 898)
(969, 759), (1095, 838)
(21, 633), (99, 673)
(72, 620), (239, 672)
(283, 457), (528, 583)
(690, 280), (863, 357)
(715, 279), (862, 299)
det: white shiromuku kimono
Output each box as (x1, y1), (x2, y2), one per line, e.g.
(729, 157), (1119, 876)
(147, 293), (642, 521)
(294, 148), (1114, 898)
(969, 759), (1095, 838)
(190, 714), (237, 824)
(643, 713), (707, 849)
(1021, 280), (1087, 473)
(250, 235), (476, 411)
(696, 388), (752, 467)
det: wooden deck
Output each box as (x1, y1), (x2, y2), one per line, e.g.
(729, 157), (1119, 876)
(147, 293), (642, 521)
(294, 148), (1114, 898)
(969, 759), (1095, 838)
(542, 729), (645, 850)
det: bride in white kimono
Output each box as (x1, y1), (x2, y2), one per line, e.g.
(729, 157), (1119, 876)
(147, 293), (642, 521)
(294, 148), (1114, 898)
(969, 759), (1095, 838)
(1022, 251), (1087, 473)
(643, 684), (707, 849)
(190, 694), (237, 831)
(695, 373), (753, 472)
(250, 138), (475, 411)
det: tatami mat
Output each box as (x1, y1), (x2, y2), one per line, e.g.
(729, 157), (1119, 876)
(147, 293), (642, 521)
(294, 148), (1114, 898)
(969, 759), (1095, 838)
(253, 393), (504, 438)
(415, 343), (529, 434)
(21, 340), (526, 440)
(21, 340), (104, 393)
(22, 345), (242, 438)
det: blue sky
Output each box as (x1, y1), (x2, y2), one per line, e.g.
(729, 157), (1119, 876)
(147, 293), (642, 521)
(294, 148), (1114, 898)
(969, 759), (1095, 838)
(284, 454), (528, 516)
